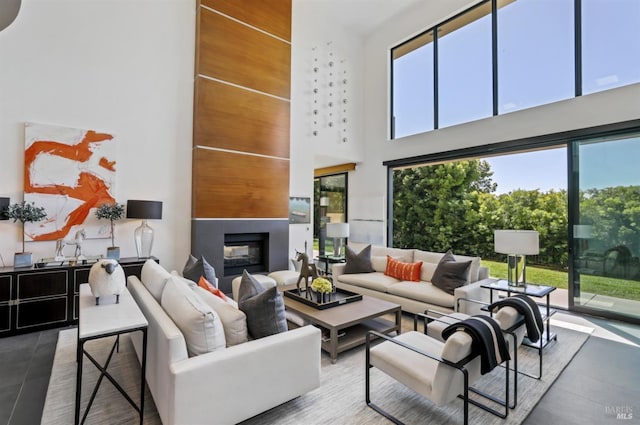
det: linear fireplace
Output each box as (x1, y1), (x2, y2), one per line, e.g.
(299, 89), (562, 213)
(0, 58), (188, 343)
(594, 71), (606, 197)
(224, 233), (268, 275)
(191, 219), (289, 295)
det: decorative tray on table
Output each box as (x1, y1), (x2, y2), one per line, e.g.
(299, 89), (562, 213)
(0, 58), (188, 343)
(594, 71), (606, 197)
(283, 288), (362, 310)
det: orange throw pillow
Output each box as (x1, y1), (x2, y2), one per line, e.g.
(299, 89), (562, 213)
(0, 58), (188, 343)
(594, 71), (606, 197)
(384, 255), (423, 282)
(198, 276), (230, 302)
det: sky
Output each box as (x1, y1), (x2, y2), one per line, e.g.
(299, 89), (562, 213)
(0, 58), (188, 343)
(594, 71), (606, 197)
(483, 148), (567, 194)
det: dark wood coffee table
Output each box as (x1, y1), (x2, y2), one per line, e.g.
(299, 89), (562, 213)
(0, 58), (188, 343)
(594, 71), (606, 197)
(283, 294), (401, 363)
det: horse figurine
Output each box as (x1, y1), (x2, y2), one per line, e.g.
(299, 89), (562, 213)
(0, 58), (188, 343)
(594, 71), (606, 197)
(295, 250), (318, 299)
(55, 229), (87, 260)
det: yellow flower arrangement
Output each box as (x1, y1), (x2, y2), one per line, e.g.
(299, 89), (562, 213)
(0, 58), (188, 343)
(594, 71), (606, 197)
(311, 277), (333, 294)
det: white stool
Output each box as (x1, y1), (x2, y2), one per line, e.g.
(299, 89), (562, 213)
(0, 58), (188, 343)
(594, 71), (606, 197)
(267, 270), (300, 287)
(231, 274), (277, 301)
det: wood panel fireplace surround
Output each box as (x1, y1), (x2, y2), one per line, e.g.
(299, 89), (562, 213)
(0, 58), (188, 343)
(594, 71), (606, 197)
(191, 219), (289, 296)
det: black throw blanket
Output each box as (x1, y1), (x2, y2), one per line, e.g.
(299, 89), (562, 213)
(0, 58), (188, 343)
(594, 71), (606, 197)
(442, 316), (510, 375)
(489, 294), (544, 343)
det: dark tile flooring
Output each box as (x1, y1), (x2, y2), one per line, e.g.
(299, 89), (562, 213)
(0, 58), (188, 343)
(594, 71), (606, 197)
(0, 319), (639, 425)
(0, 327), (64, 425)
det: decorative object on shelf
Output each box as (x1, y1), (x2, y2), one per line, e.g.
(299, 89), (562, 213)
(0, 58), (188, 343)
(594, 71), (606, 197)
(494, 230), (540, 286)
(311, 277), (332, 303)
(54, 229), (86, 262)
(295, 250), (318, 299)
(126, 200), (163, 259)
(24, 122), (117, 241)
(6, 200), (47, 268)
(326, 222), (349, 257)
(0, 197), (9, 220)
(88, 259), (126, 305)
(95, 202), (125, 260)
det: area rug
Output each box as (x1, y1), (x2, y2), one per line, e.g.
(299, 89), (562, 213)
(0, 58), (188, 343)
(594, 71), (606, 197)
(42, 322), (589, 425)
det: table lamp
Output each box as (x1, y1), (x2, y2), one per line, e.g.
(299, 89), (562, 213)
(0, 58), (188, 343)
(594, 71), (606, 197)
(494, 230), (539, 286)
(326, 222), (349, 257)
(126, 200), (162, 259)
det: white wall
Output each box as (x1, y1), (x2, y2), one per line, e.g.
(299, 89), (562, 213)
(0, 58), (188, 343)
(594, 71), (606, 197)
(290, 0), (366, 256)
(0, 0), (195, 271)
(354, 0), (640, 245)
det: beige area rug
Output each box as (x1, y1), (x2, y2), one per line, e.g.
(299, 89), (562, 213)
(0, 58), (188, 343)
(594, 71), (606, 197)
(42, 320), (589, 425)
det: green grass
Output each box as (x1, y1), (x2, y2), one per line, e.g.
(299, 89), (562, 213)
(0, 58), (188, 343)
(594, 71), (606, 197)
(482, 260), (640, 301)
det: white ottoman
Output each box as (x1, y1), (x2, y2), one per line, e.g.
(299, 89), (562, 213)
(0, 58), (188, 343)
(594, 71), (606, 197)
(231, 274), (277, 301)
(268, 270), (300, 287)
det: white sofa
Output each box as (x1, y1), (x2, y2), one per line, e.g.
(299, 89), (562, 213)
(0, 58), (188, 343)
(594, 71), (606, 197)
(333, 243), (492, 315)
(128, 272), (321, 425)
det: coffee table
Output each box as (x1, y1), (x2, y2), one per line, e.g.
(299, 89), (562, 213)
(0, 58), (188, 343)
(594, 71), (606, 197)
(283, 294), (401, 363)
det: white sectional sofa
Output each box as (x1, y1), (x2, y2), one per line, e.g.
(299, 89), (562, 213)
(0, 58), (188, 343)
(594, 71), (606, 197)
(333, 243), (492, 315)
(127, 263), (321, 425)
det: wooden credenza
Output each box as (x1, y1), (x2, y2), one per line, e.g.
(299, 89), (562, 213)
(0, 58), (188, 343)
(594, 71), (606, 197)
(0, 257), (156, 337)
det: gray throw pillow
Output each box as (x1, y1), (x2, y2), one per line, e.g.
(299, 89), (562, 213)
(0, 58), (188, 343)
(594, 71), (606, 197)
(238, 274), (288, 339)
(237, 269), (264, 302)
(343, 245), (375, 274)
(183, 254), (217, 285)
(431, 250), (472, 295)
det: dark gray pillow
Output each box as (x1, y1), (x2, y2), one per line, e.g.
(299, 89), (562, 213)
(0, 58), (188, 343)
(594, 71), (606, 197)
(183, 255), (217, 285)
(431, 250), (472, 295)
(238, 282), (287, 339)
(343, 245), (375, 274)
(237, 269), (263, 302)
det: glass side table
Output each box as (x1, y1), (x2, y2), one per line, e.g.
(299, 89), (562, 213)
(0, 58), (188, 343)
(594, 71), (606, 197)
(316, 255), (346, 276)
(481, 279), (558, 349)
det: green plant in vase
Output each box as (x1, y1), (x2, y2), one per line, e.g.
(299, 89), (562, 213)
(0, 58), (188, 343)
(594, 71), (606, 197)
(95, 202), (125, 260)
(6, 201), (47, 267)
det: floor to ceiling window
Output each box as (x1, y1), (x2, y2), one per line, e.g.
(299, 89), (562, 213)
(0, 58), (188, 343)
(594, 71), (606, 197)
(314, 173), (348, 256)
(571, 131), (640, 320)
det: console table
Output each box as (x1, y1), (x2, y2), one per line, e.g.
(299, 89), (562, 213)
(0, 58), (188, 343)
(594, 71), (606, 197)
(0, 257), (156, 337)
(76, 283), (148, 425)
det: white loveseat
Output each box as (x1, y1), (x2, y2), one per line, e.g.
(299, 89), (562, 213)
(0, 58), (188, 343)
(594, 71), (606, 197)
(127, 267), (321, 425)
(333, 243), (492, 315)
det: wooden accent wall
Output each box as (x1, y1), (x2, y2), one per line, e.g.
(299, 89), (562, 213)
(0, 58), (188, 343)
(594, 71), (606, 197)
(193, 0), (291, 219)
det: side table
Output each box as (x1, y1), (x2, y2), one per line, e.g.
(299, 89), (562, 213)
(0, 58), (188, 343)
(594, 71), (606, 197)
(481, 279), (558, 379)
(76, 283), (148, 425)
(316, 255), (346, 276)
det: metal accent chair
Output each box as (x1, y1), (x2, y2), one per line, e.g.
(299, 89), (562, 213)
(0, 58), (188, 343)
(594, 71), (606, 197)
(365, 326), (509, 425)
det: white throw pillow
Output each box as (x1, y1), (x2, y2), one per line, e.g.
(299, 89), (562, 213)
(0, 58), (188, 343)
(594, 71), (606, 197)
(141, 259), (171, 302)
(193, 286), (248, 346)
(161, 276), (226, 356)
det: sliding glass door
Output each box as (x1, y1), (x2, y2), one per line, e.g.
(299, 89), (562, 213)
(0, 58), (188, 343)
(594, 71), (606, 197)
(571, 132), (640, 320)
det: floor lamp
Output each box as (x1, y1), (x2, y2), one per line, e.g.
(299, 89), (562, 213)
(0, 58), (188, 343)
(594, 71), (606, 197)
(126, 200), (163, 259)
(494, 230), (539, 286)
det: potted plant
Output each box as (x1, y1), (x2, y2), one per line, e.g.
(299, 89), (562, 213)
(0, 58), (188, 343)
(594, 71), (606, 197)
(6, 201), (47, 267)
(95, 202), (125, 260)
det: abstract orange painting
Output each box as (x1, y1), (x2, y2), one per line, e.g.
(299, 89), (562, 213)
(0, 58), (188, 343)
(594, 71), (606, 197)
(24, 122), (117, 241)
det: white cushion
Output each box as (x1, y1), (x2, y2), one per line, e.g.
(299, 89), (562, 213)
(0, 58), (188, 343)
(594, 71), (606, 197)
(193, 286), (248, 347)
(337, 272), (397, 292)
(141, 259), (171, 302)
(161, 276), (226, 356)
(386, 281), (455, 308)
(414, 250), (481, 283)
(268, 270), (300, 286)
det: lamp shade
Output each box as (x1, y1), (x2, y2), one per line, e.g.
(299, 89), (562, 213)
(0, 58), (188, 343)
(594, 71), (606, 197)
(126, 200), (163, 220)
(0, 197), (9, 220)
(326, 222), (349, 238)
(494, 230), (539, 255)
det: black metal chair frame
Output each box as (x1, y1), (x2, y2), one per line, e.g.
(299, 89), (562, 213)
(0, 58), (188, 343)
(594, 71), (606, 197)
(365, 329), (509, 425)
